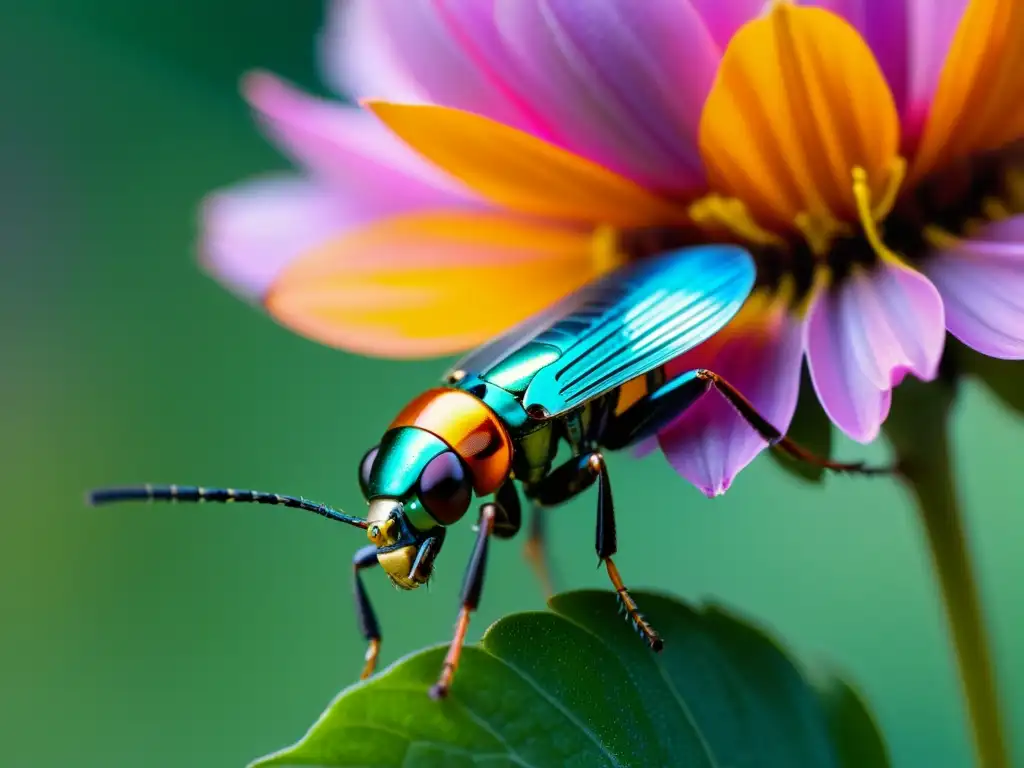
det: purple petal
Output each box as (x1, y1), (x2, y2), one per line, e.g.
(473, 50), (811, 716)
(925, 215), (1024, 359)
(490, 0), (718, 192)
(632, 435), (660, 459)
(206, 73), (486, 307)
(199, 177), (353, 299)
(805, 263), (945, 442)
(318, 0), (421, 102)
(323, 0), (535, 132)
(322, 0), (721, 193)
(242, 72), (473, 207)
(689, 0), (766, 50)
(814, 1), (909, 117)
(899, 0), (969, 145)
(657, 305), (804, 497)
(808, 0), (968, 146)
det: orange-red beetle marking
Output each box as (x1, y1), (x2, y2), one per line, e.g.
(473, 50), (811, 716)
(389, 387), (512, 496)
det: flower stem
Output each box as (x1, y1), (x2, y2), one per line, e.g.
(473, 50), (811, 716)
(886, 378), (1010, 768)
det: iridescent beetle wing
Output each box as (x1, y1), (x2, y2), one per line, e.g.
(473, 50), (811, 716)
(448, 244), (756, 418)
(443, 277), (599, 384)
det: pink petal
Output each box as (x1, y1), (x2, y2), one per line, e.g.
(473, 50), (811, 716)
(323, 0), (534, 132)
(199, 177), (353, 299)
(319, 0), (421, 102)
(925, 215), (1024, 359)
(658, 306), (805, 497)
(690, 0), (766, 50)
(241, 71), (472, 207)
(489, 0), (717, 192)
(332, 0), (720, 193)
(204, 74), (484, 301)
(632, 435), (660, 460)
(805, 263), (945, 443)
(814, 1), (909, 115)
(899, 0), (969, 147)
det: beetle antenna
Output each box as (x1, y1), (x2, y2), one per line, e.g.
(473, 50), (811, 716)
(86, 484), (369, 529)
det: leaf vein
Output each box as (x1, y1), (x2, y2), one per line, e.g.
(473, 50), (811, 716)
(489, 654), (623, 768)
(376, 684), (539, 768)
(554, 609), (720, 768)
(653, 659), (721, 767)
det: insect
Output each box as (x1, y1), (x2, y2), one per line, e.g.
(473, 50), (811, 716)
(89, 244), (888, 698)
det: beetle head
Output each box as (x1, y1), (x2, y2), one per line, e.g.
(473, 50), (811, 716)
(364, 498), (442, 590)
(357, 428), (470, 589)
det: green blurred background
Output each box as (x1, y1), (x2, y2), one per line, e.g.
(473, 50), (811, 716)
(3, 3), (1022, 766)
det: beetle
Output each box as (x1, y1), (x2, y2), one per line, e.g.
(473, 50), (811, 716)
(89, 244), (888, 698)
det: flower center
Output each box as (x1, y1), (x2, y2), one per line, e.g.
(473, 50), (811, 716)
(601, 142), (1024, 309)
(891, 142), (1024, 255)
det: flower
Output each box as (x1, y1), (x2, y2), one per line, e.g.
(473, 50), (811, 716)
(202, 0), (1024, 497)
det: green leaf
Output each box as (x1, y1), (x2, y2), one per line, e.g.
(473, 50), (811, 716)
(770, 364), (834, 484)
(253, 590), (889, 768)
(813, 673), (891, 768)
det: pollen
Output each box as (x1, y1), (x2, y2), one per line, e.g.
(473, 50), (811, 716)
(1006, 168), (1024, 210)
(688, 195), (786, 248)
(982, 197), (1011, 222)
(919, 155), (1024, 251)
(793, 211), (846, 258)
(590, 224), (628, 275)
(923, 225), (962, 250)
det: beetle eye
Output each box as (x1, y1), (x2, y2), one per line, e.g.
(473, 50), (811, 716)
(358, 445), (380, 498)
(417, 451), (471, 524)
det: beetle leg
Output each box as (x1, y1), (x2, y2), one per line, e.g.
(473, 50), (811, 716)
(527, 452), (662, 651)
(589, 453), (663, 652)
(352, 544), (382, 680)
(490, 480), (522, 540)
(430, 503), (497, 699)
(523, 505), (555, 599)
(602, 368), (894, 477)
(695, 369), (896, 476)
(601, 370), (708, 449)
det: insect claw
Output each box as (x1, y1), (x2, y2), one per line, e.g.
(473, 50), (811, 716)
(428, 683), (449, 700)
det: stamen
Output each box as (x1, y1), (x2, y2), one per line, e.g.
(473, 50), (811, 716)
(872, 157), (907, 221)
(793, 212), (842, 257)
(793, 264), (830, 318)
(688, 195), (786, 248)
(773, 272), (796, 309)
(922, 225), (963, 250)
(729, 277), (798, 336)
(961, 217), (985, 238)
(590, 224), (627, 274)
(1004, 168), (1024, 212)
(851, 166), (904, 266)
(982, 197), (1011, 221)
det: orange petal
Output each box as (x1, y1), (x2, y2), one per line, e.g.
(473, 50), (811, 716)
(909, 0), (1024, 183)
(365, 102), (683, 227)
(698, 5), (899, 233)
(265, 212), (598, 359)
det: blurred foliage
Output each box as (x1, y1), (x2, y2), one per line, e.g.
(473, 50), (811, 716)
(32, 0), (327, 98)
(256, 591), (889, 768)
